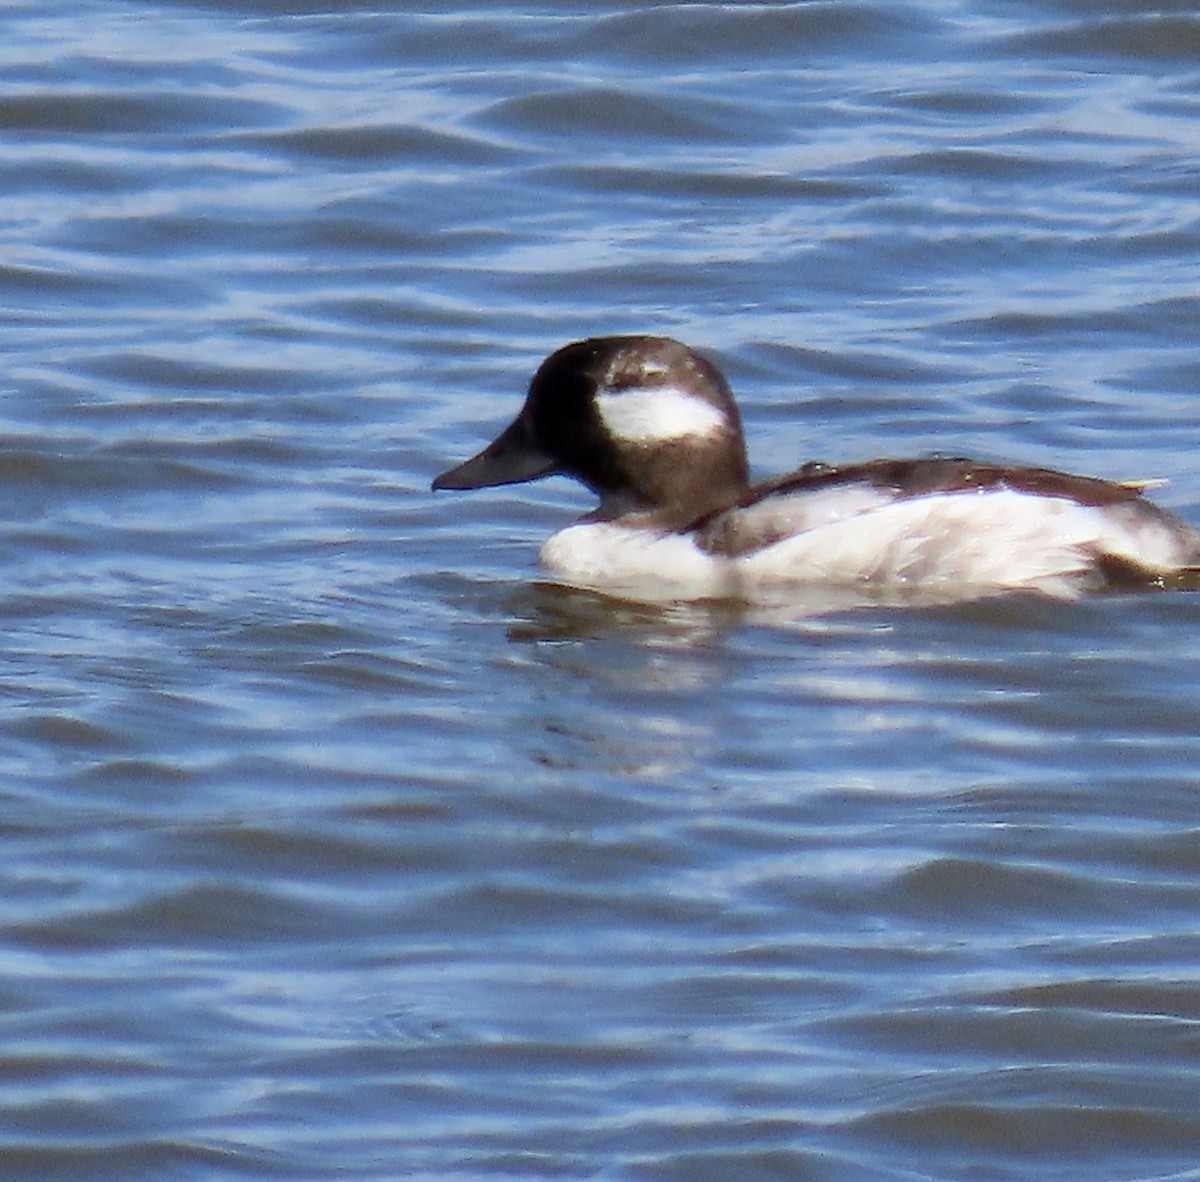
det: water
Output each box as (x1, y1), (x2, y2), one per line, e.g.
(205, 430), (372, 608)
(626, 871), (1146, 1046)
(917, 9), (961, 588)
(2, 1), (1200, 1179)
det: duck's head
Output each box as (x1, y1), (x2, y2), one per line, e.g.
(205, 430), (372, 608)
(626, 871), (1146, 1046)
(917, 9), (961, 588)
(432, 336), (751, 525)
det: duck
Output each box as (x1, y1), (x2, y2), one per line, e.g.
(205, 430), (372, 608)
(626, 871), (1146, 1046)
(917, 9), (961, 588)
(432, 335), (1200, 605)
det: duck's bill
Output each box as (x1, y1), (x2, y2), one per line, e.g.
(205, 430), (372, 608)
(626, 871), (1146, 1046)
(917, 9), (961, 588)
(432, 418), (556, 491)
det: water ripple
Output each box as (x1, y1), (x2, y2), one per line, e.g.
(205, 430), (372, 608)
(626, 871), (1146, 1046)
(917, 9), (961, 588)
(2, 1), (1200, 1180)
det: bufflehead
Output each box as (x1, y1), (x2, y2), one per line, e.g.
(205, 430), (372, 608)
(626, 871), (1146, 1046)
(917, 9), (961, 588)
(432, 336), (1200, 605)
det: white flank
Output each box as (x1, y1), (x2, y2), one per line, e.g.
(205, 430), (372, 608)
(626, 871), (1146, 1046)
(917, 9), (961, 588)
(537, 487), (1198, 607)
(595, 385), (726, 445)
(738, 488), (1188, 595)
(540, 522), (728, 600)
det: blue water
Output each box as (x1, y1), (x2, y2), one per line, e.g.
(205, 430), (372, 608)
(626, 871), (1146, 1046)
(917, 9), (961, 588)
(3, 2), (1200, 1179)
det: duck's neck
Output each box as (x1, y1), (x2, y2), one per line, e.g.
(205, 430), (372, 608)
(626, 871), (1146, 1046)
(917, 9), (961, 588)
(595, 477), (750, 532)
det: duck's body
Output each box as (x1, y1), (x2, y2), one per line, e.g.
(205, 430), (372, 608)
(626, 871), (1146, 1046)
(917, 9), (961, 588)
(433, 336), (1200, 605)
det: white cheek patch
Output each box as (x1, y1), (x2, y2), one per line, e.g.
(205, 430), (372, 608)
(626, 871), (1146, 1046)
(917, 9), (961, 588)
(595, 385), (726, 445)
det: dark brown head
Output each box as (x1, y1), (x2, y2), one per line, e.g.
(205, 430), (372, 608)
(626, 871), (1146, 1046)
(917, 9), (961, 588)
(433, 336), (751, 525)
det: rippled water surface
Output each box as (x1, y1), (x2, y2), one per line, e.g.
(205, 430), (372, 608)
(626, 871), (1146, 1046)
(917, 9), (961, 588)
(3, 2), (1200, 1179)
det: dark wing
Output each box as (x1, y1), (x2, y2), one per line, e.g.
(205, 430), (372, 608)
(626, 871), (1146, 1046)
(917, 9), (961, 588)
(753, 457), (1148, 508)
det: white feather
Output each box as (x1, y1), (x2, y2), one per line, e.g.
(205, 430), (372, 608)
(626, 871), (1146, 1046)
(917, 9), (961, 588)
(595, 385), (726, 445)
(540, 522), (731, 600)
(737, 489), (1185, 594)
(728, 485), (893, 537)
(538, 487), (1196, 605)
